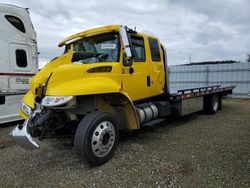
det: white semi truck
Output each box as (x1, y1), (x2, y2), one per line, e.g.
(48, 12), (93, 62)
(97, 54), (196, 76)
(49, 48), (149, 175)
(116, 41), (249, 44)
(0, 4), (38, 123)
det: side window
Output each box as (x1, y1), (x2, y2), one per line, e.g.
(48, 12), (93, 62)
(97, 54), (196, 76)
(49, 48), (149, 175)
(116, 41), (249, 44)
(16, 49), (27, 67)
(149, 37), (161, 61)
(5, 15), (26, 33)
(131, 36), (145, 62)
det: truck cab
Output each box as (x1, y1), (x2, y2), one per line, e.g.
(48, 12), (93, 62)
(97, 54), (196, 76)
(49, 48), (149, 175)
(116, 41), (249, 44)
(22, 25), (166, 106)
(0, 4), (38, 123)
(0, 4), (38, 94)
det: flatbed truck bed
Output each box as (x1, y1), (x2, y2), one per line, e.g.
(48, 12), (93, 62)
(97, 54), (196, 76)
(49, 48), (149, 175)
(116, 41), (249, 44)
(169, 85), (234, 100)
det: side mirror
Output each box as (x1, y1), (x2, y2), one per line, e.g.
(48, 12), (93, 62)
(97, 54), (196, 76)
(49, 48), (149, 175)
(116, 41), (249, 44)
(119, 26), (133, 67)
(123, 54), (133, 67)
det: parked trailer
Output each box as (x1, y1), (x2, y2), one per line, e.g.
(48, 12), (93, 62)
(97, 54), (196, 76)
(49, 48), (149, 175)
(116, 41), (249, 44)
(0, 4), (38, 123)
(168, 63), (250, 98)
(10, 25), (234, 166)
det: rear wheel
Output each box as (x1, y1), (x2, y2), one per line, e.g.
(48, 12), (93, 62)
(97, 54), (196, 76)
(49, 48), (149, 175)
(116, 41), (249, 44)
(211, 94), (219, 113)
(74, 111), (118, 166)
(204, 94), (219, 114)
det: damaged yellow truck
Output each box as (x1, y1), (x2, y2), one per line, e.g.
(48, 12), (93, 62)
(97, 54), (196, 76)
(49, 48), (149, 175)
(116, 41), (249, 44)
(10, 25), (234, 166)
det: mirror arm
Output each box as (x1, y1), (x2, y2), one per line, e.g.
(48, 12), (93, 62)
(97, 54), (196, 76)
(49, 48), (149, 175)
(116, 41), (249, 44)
(119, 25), (133, 67)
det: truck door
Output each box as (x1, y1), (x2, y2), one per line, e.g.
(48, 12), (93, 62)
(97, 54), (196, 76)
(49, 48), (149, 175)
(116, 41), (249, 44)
(9, 43), (34, 90)
(9, 43), (33, 72)
(147, 37), (165, 95)
(121, 34), (153, 101)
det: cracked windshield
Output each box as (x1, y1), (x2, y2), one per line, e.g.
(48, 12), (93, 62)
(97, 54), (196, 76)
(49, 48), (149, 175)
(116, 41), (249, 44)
(71, 32), (120, 63)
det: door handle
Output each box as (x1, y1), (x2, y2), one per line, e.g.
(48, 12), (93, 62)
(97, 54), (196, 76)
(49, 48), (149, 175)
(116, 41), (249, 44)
(147, 76), (151, 87)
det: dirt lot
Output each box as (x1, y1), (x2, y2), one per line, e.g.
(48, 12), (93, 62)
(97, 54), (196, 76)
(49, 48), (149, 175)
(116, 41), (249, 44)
(0, 98), (249, 187)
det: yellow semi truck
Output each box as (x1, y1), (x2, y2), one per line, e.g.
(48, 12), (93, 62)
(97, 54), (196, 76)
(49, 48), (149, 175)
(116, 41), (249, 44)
(10, 25), (234, 166)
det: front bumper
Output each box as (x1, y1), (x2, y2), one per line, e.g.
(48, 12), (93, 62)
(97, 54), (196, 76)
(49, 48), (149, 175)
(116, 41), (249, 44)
(9, 113), (40, 150)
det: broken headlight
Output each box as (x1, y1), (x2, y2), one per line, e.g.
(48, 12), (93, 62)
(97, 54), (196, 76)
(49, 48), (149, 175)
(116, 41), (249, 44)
(41, 96), (73, 107)
(21, 102), (32, 116)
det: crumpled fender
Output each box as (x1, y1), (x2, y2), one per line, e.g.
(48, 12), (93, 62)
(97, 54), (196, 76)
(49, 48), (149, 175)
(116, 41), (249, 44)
(20, 52), (73, 119)
(22, 91), (35, 108)
(30, 51), (73, 95)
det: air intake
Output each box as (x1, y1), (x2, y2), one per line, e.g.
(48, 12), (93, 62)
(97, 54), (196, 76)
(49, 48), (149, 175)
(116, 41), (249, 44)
(87, 66), (112, 73)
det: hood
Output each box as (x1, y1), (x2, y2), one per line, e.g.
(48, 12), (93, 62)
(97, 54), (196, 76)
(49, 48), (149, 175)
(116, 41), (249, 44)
(47, 62), (114, 86)
(45, 63), (120, 96)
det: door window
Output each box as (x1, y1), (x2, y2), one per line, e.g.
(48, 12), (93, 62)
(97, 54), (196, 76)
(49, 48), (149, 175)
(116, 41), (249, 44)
(148, 37), (161, 61)
(16, 49), (27, 67)
(131, 36), (145, 62)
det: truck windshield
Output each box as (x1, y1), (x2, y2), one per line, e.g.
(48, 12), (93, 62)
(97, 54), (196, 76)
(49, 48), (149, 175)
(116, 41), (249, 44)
(70, 32), (120, 64)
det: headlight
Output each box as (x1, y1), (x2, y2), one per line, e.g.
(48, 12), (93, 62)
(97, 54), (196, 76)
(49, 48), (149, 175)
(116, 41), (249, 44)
(41, 96), (73, 107)
(21, 102), (32, 116)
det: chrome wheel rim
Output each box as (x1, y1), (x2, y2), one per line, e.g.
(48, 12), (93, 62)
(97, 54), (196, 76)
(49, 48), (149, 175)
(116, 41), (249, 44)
(91, 121), (115, 157)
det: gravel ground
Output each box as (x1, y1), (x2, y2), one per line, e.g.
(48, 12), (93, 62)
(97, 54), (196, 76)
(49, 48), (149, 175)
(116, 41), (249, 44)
(0, 98), (249, 187)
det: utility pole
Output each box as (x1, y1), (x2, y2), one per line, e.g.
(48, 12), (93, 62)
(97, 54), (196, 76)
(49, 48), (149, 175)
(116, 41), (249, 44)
(188, 54), (192, 64)
(178, 51), (192, 64)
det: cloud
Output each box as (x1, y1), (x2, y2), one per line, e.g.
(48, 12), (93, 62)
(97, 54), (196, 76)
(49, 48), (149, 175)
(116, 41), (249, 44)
(1, 0), (249, 65)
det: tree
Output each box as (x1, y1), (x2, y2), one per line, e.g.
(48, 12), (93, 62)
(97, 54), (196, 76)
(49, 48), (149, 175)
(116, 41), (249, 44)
(248, 54), (250, 62)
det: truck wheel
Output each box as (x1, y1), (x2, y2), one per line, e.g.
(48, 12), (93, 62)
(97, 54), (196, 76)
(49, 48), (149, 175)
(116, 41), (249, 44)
(208, 94), (219, 114)
(218, 96), (222, 110)
(74, 111), (118, 166)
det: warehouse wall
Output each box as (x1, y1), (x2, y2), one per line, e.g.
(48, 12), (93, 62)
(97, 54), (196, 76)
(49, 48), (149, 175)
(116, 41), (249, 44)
(169, 62), (250, 98)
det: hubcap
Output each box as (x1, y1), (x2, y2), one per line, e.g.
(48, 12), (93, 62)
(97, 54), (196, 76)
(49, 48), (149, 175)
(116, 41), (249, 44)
(91, 121), (115, 157)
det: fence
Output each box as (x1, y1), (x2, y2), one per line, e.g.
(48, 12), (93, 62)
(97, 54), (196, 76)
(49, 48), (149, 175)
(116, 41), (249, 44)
(169, 62), (250, 98)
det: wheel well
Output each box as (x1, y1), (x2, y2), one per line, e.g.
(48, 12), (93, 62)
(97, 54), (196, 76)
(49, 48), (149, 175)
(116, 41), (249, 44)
(74, 93), (139, 130)
(203, 94), (222, 113)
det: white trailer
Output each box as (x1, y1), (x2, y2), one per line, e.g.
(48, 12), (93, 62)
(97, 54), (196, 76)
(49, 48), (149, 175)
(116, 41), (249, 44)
(0, 4), (38, 124)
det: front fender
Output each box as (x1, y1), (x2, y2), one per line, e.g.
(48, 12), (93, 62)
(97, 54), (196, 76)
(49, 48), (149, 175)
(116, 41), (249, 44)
(19, 109), (28, 120)
(46, 77), (121, 96)
(23, 91), (35, 108)
(95, 93), (140, 130)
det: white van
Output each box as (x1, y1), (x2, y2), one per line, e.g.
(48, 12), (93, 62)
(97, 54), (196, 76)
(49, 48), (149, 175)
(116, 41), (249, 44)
(0, 4), (38, 123)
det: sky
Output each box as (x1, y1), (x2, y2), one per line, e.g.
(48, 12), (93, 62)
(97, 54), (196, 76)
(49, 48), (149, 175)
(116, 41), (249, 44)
(1, 0), (250, 66)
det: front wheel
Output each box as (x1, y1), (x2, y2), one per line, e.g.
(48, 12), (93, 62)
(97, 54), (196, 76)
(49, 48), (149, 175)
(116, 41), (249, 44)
(74, 111), (118, 166)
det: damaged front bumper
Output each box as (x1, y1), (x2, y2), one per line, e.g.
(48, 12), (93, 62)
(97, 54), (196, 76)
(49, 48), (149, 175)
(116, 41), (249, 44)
(9, 113), (40, 150)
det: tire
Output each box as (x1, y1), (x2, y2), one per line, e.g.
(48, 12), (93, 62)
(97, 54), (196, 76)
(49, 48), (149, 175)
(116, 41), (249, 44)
(218, 95), (222, 110)
(74, 111), (118, 166)
(205, 94), (219, 114)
